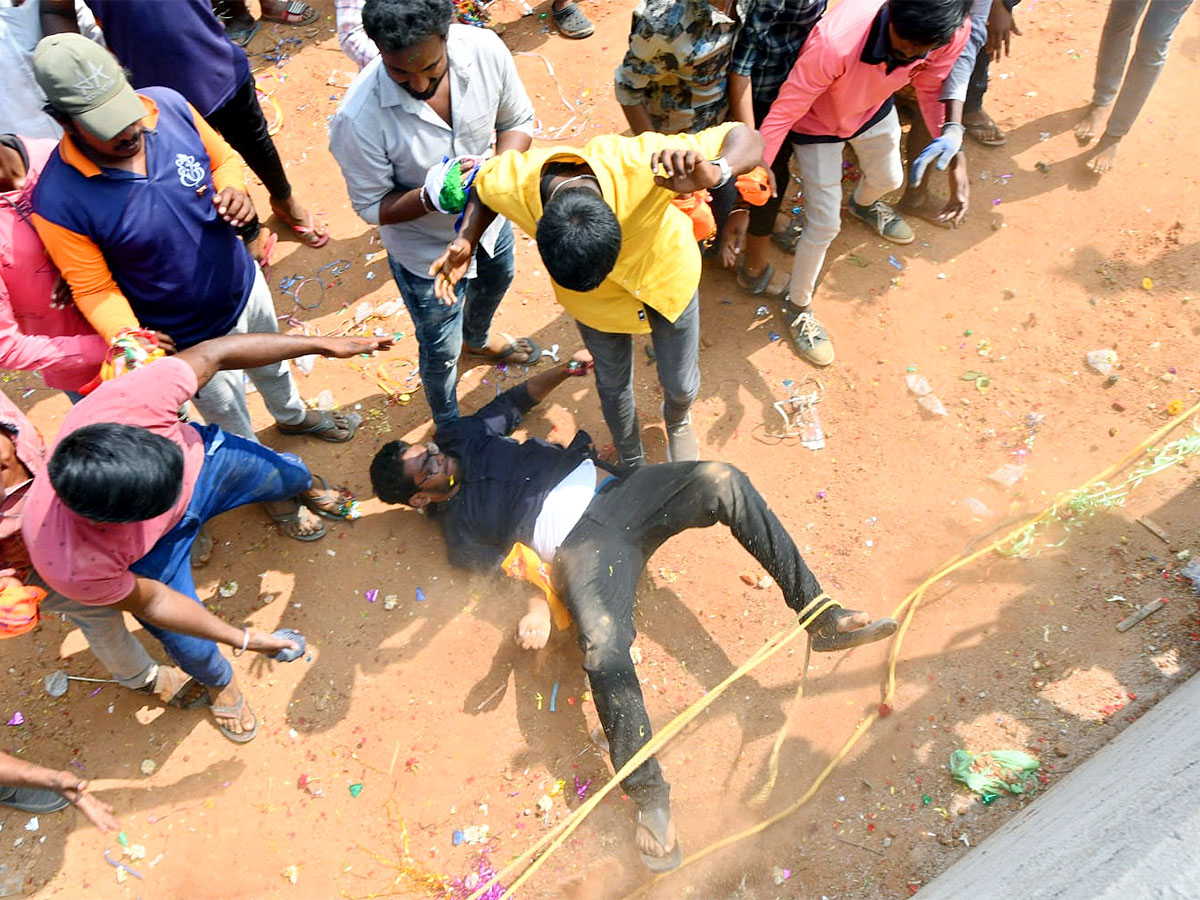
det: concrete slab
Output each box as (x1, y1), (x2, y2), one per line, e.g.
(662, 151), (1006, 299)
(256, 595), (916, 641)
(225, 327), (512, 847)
(918, 672), (1200, 900)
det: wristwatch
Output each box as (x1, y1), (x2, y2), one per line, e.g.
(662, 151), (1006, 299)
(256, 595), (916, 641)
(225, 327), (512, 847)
(710, 155), (732, 188)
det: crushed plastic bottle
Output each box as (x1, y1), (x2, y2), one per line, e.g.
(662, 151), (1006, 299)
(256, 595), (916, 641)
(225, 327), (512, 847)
(797, 402), (825, 451)
(1086, 349), (1118, 376)
(905, 374), (947, 416)
(1180, 559), (1200, 594)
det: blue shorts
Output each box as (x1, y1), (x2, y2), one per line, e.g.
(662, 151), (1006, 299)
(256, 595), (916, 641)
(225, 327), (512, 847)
(129, 424), (311, 687)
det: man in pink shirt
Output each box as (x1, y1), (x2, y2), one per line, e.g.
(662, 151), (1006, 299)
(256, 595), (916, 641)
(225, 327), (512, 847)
(0, 133), (106, 396)
(759, 0), (971, 366)
(22, 331), (390, 742)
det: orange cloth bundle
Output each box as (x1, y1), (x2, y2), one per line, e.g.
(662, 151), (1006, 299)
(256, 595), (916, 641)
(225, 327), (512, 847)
(501, 542), (573, 631)
(736, 167), (772, 206)
(0, 584), (47, 639)
(671, 190), (717, 244)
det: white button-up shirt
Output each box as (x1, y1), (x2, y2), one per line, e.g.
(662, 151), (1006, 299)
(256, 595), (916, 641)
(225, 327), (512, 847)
(329, 24), (535, 278)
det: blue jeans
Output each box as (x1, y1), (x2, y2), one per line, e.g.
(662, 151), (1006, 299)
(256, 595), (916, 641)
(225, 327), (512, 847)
(576, 293), (701, 466)
(129, 424), (312, 687)
(388, 222), (516, 424)
(1093, 0), (1193, 138)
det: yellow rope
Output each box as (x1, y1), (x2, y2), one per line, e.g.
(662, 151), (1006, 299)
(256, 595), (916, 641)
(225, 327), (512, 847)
(614, 401), (1200, 899)
(458, 403), (1200, 900)
(464, 597), (838, 900)
(748, 637), (811, 809)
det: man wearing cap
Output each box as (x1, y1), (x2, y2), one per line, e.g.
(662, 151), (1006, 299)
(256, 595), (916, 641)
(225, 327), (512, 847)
(27, 34), (362, 541)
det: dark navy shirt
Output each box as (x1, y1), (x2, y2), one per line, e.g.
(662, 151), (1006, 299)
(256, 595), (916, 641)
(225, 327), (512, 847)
(32, 87), (253, 348)
(87, 0), (252, 116)
(429, 385), (596, 573)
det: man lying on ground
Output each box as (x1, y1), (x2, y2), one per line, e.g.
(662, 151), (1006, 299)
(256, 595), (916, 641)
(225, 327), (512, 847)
(369, 353), (897, 873)
(22, 331), (391, 743)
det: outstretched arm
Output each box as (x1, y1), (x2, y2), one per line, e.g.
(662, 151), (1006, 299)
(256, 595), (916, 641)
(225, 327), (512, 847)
(178, 333), (391, 392)
(117, 577), (297, 657)
(0, 751), (119, 832)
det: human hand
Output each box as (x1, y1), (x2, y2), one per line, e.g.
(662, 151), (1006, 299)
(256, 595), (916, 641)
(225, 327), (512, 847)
(428, 237), (473, 305)
(910, 123), (965, 186)
(212, 187), (255, 227)
(0, 574), (25, 592)
(51, 276), (73, 309)
(319, 336), (393, 358)
(986, 1), (1021, 62)
(937, 154), (970, 227)
(152, 331), (176, 354)
(563, 348), (594, 376)
(58, 776), (119, 833)
(720, 209), (750, 268)
(650, 149), (721, 193)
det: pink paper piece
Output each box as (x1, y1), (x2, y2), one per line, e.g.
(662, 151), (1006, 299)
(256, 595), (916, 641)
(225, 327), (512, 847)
(365, 589), (379, 603)
(7, 711), (25, 726)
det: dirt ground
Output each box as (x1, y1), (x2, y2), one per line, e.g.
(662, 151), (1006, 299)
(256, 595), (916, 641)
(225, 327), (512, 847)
(4, 0), (1200, 898)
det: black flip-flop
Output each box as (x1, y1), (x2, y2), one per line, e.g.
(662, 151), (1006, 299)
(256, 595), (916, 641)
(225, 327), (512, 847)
(300, 475), (357, 522)
(277, 410), (362, 443)
(552, 1), (594, 39)
(211, 694), (258, 744)
(636, 805), (682, 873)
(737, 260), (774, 296)
(808, 607), (898, 652)
(464, 334), (541, 366)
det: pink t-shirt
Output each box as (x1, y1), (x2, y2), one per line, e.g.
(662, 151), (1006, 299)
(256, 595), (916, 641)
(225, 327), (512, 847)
(22, 357), (206, 605)
(0, 137), (107, 391)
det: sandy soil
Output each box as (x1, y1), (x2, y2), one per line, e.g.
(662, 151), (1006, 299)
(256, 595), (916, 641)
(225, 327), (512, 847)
(4, 1), (1200, 898)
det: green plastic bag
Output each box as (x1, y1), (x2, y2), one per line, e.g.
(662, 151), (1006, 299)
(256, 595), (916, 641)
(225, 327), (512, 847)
(949, 749), (1040, 803)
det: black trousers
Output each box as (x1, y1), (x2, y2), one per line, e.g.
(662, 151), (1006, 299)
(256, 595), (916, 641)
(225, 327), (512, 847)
(750, 98), (794, 238)
(551, 462), (825, 811)
(204, 74), (292, 242)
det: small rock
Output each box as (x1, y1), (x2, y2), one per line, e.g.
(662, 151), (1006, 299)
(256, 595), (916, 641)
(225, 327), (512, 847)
(140, 758), (157, 776)
(1054, 743), (1071, 758)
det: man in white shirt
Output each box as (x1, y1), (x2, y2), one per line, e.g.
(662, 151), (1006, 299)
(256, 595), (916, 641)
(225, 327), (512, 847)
(330, 0), (539, 425)
(0, 0), (101, 139)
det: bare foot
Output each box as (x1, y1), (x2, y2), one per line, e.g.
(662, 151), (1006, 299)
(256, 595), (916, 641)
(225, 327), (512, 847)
(209, 678), (257, 738)
(1087, 137), (1120, 175)
(897, 191), (953, 229)
(1075, 104), (1107, 145)
(516, 596), (552, 650)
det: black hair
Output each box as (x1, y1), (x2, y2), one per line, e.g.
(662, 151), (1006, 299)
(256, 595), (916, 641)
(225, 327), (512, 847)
(362, 0), (453, 52)
(370, 440), (419, 506)
(536, 189), (622, 293)
(48, 423), (183, 523)
(888, 0), (971, 47)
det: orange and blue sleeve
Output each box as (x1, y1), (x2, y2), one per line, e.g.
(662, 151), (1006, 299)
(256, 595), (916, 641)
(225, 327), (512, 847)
(29, 214), (139, 343)
(189, 102), (246, 194)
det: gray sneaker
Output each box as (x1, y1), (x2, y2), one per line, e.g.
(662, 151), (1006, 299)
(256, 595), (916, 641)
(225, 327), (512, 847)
(0, 785), (69, 814)
(786, 307), (835, 366)
(847, 197), (915, 244)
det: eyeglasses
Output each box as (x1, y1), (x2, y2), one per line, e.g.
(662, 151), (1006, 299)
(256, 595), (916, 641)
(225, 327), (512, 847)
(413, 446), (442, 488)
